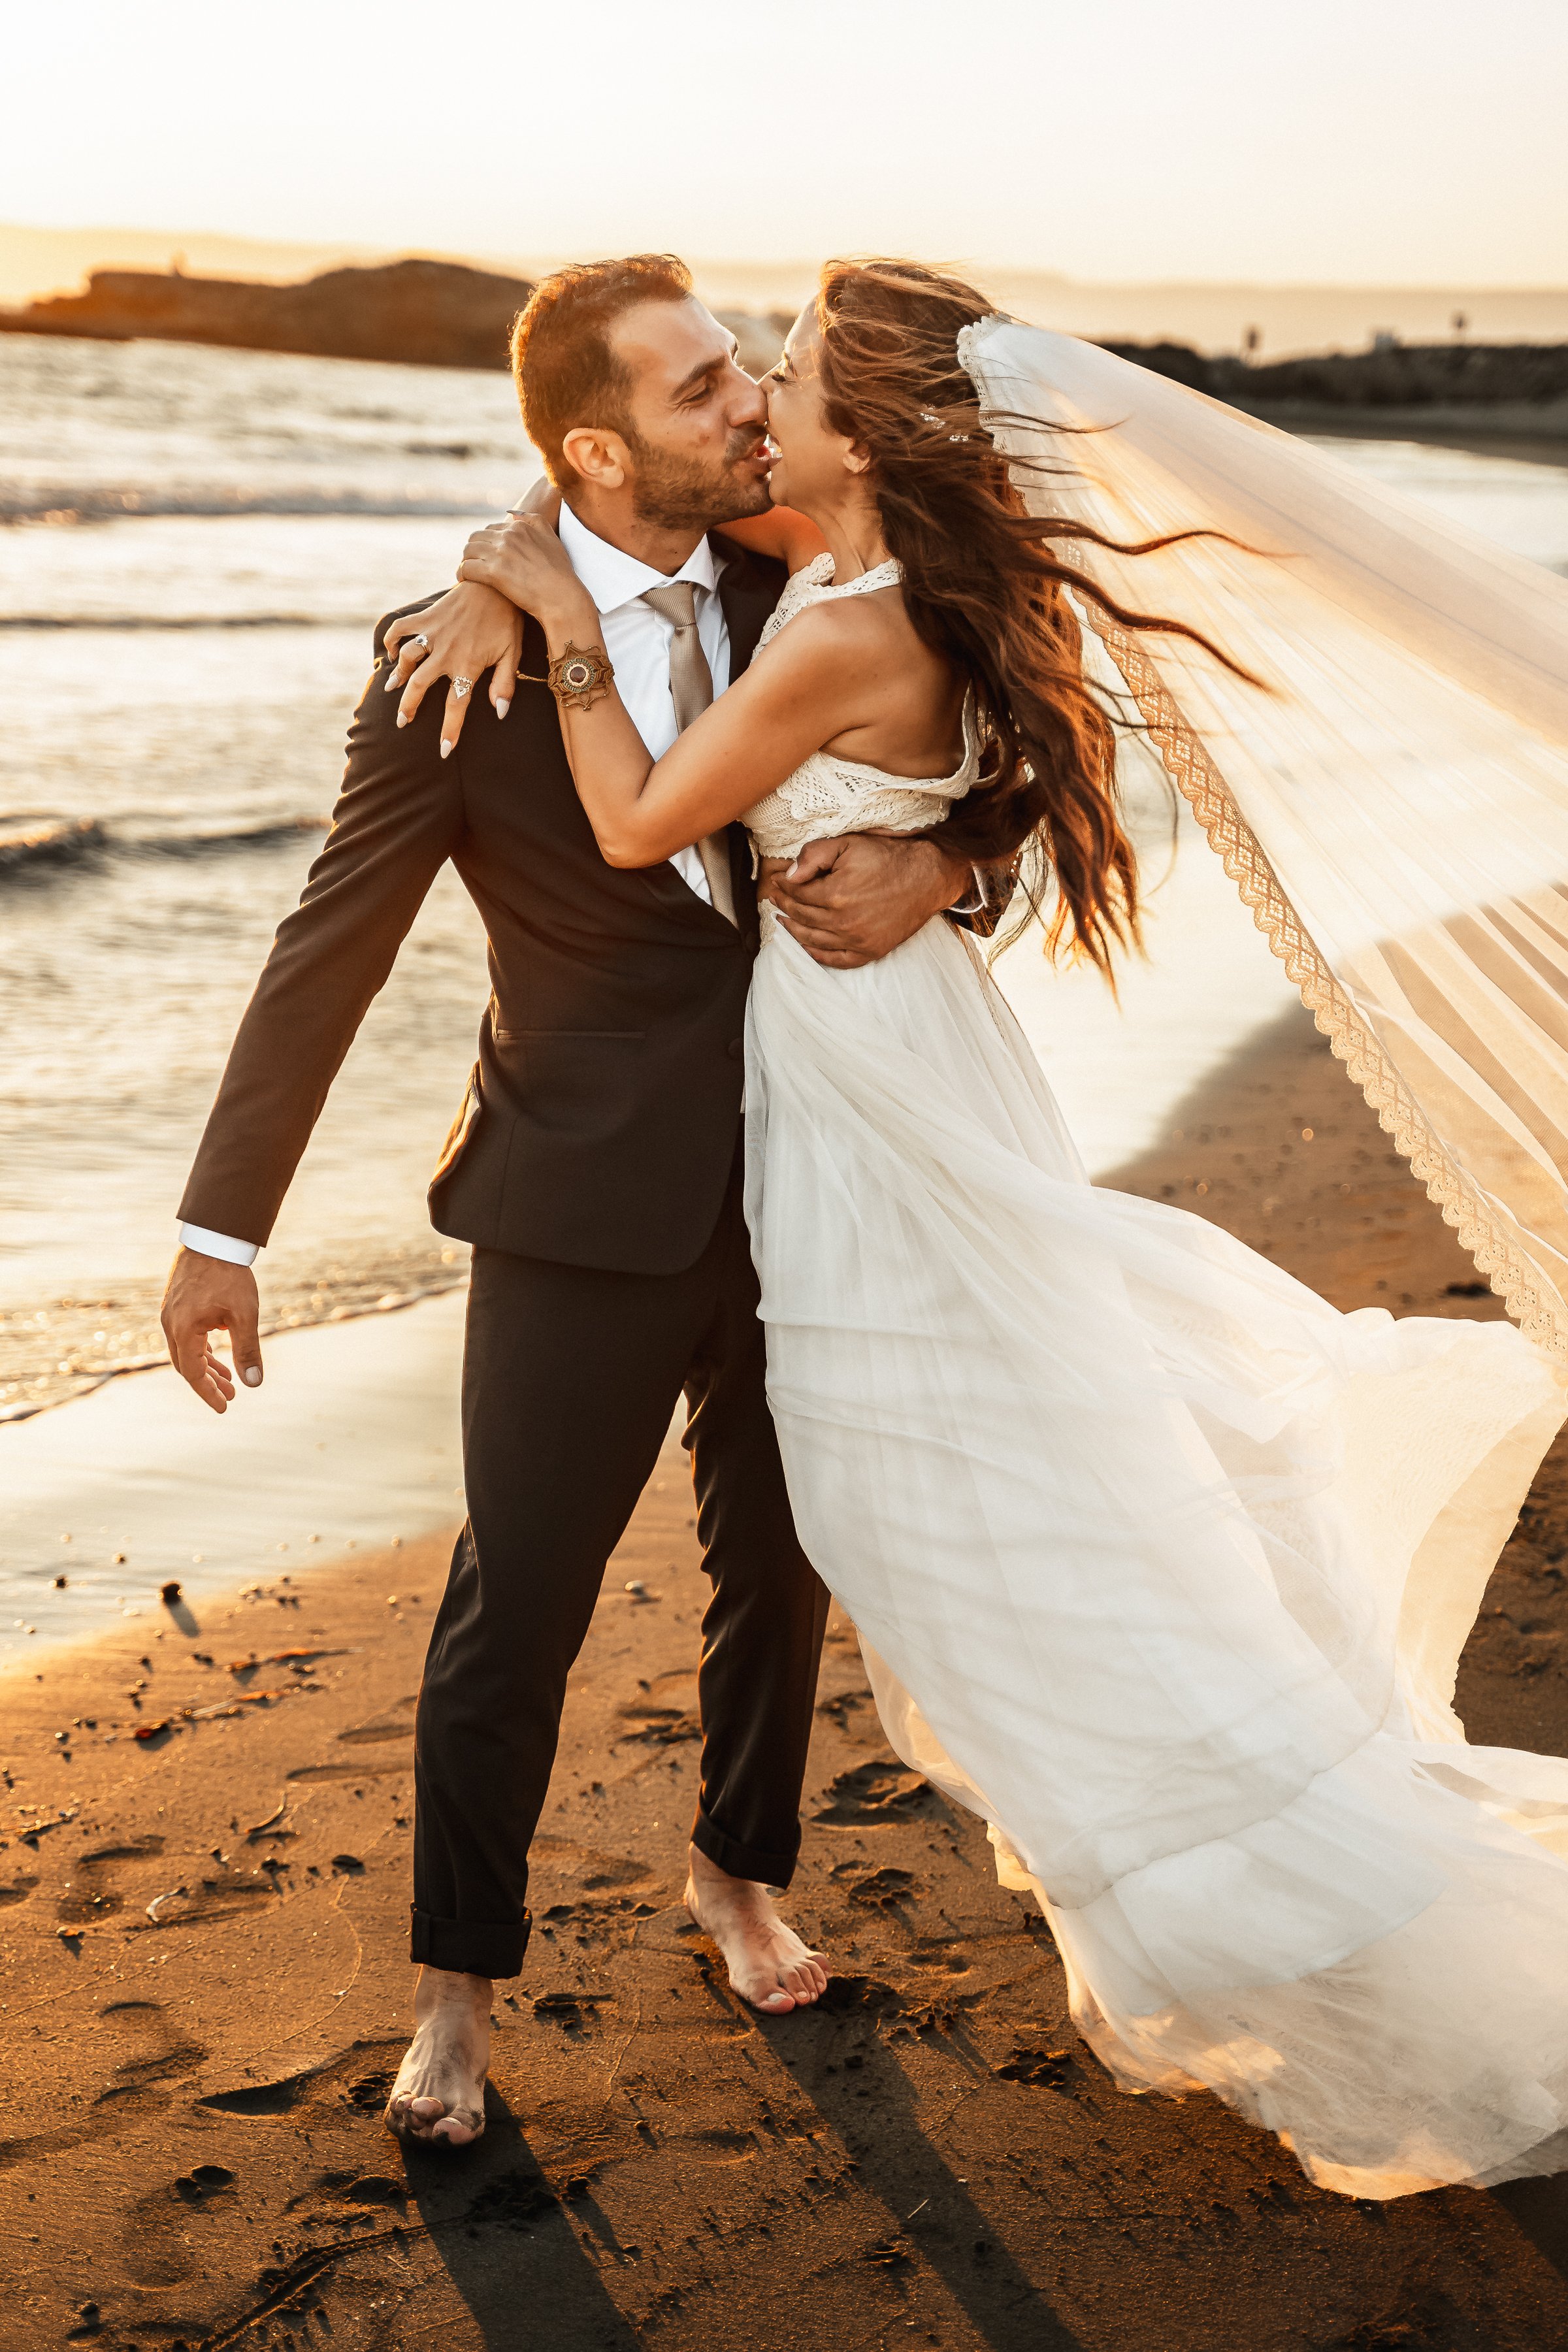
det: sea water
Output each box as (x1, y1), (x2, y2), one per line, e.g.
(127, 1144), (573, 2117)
(2, 330), (1567, 1422)
(0, 333), (543, 1417)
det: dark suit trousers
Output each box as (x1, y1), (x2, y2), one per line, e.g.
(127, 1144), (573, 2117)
(410, 1144), (828, 1978)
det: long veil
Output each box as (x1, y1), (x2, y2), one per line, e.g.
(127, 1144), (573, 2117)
(961, 318), (1568, 1358)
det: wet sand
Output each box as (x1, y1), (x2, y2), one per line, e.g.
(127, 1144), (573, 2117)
(5, 1008), (1568, 2349)
(1, 1291), (466, 1656)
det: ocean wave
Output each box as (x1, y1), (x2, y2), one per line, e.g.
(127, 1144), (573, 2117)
(0, 814), (327, 879)
(0, 613), (345, 630)
(128, 817), (331, 858)
(0, 485), (508, 525)
(0, 1258), (468, 1426)
(0, 817), (105, 872)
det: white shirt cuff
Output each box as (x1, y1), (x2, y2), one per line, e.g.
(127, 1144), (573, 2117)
(179, 1222), (259, 1267)
(948, 864), (987, 917)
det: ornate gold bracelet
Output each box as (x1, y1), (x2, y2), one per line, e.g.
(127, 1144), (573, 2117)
(546, 642), (615, 711)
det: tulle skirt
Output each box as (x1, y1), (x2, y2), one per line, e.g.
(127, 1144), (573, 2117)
(745, 909), (1568, 2198)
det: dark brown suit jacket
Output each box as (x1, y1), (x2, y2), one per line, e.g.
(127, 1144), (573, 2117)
(178, 536), (786, 1278)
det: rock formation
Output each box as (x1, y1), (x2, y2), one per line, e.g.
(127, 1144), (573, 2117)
(1103, 337), (1568, 440)
(0, 256), (798, 382)
(0, 257), (537, 371)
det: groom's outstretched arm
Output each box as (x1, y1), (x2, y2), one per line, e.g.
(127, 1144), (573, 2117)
(169, 606), (463, 1371)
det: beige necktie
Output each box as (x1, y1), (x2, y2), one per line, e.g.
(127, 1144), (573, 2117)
(641, 579), (737, 926)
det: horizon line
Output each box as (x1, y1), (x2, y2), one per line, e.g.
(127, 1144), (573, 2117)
(1, 223), (1563, 300)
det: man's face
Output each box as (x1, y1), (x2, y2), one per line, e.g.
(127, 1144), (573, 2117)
(609, 297), (774, 531)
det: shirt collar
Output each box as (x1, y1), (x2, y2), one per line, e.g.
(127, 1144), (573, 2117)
(559, 501), (721, 617)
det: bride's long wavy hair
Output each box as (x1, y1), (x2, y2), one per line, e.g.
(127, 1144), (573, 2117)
(812, 258), (1249, 970)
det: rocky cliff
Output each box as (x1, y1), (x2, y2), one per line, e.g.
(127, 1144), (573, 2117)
(0, 257), (537, 370)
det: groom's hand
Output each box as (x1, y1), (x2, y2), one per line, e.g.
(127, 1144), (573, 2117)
(161, 1250), (263, 1414)
(766, 834), (972, 969)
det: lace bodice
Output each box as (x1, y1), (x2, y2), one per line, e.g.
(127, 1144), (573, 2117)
(739, 555), (979, 864)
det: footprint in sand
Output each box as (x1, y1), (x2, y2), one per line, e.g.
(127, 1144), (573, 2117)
(830, 1861), (922, 1910)
(97, 1999), (212, 2102)
(815, 1683), (878, 1736)
(198, 2038), (408, 2123)
(811, 1759), (938, 1824)
(0, 2000), (210, 2172)
(121, 2163), (237, 2287)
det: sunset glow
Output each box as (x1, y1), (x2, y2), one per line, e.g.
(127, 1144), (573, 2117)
(2, 0), (1564, 291)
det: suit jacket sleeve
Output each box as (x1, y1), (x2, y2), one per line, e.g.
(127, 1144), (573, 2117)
(177, 606), (464, 1247)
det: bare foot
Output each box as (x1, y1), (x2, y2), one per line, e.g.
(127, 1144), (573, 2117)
(685, 1842), (828, 2014)
(384, 1966), (491, 2146)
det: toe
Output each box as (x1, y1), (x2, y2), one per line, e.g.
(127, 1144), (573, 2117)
(432, 2108), (483, 2146)
(757, 1988), (796, 2013)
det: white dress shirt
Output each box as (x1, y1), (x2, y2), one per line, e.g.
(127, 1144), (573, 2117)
(555, 501), (729, 906)
(180, 507), (734, 1267)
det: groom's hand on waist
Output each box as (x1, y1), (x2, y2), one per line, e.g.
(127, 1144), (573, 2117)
(161, 1249), (263, 1414)
(766, 834), (972, 970)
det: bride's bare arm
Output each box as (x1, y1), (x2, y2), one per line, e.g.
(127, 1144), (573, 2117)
(711, 506), (829, 575)
(383, 483), (825, 762)
(458, 514), (893, 864)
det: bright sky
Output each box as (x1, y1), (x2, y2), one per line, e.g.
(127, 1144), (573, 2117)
(5, 0), (1565, 286)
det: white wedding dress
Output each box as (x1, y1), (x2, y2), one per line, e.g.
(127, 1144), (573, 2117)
(740, 553), (1568, 2199)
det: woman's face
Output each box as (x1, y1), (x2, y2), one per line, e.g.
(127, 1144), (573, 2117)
(764, 307), (862, 513)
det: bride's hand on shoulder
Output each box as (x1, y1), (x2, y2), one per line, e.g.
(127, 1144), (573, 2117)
(384, 583), (523, 756)
(381, 476), (569, 753)
(457, 512), (594, 634)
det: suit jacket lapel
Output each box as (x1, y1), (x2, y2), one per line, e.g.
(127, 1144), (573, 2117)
(713, 536), (784, 682)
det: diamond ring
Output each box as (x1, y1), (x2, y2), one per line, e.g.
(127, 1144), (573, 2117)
(409, 633), (430, 652)
(453, 676), (474, 700)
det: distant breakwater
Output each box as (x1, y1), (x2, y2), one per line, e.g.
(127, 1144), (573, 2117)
(1106, 338), (1568, 444)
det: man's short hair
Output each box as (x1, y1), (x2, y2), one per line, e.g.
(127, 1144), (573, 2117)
(510, 254), (694, 485)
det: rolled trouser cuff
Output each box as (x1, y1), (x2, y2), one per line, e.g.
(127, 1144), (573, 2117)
(691, 1805), (798, 1890)
(410, 1904), (531, 1979)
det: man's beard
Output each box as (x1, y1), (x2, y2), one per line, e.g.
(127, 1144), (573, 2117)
(628, 425), (772, 532)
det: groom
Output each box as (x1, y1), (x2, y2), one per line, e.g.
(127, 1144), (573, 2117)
(161, 253), (985, 2145)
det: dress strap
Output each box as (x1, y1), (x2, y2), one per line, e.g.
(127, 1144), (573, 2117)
(830, 558), (904, 597)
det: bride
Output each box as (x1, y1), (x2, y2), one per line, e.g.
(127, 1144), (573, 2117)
(387, 259), (1568, 2199)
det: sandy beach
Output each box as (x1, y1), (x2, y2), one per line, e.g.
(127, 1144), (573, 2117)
(4, 1012), (1568, 2351)
(3, 5), (1563, 2334)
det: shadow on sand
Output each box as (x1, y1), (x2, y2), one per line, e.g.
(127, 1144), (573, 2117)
(402, 2087), (644, 2351)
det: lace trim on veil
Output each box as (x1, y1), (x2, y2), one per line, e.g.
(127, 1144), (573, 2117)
(1086, 602), (1568, 1360)
(953, 316), (1568, 1362)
